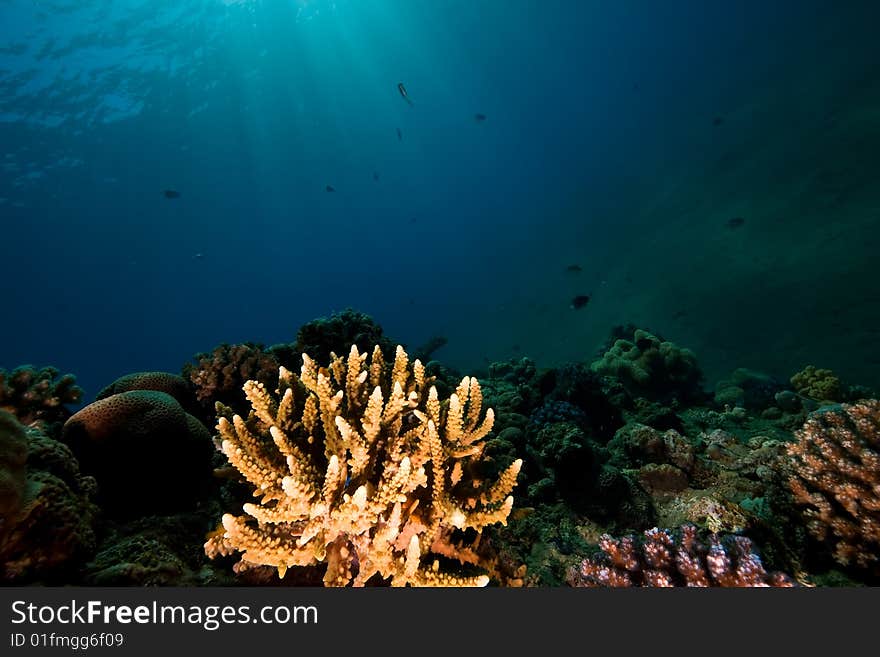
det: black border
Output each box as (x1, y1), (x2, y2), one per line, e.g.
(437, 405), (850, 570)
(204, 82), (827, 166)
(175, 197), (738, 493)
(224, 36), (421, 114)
(2, 586), (876, 654)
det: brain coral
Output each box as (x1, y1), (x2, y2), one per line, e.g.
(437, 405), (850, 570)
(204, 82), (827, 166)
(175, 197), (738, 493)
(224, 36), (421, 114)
(95, 371), (196, 411)
(61, 390), (213, 516)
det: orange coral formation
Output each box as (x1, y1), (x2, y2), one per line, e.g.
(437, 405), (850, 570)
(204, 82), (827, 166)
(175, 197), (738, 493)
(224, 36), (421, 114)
(787, 399), (880, 568)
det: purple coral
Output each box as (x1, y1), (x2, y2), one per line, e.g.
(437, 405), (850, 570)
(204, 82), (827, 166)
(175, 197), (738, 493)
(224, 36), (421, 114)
(566, 524), (796, 587)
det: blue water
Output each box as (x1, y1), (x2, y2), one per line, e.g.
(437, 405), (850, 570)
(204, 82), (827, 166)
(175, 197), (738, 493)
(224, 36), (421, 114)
(2, 0), (879, 400)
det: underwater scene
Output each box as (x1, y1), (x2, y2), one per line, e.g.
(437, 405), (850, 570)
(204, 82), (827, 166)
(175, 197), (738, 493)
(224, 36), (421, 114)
(1, 0), (879, 588)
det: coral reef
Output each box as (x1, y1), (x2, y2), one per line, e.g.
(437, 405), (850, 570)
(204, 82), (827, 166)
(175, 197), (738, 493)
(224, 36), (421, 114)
(538, 362), (624, 441)
(566, 524), (796, 587)
(0, 411), (98, 583)
(610, 422), (790, 529)
(0, 365), (83, 428)
(84, 515), (235, 587)
(498, 504), (600, 586)
(529, 400), (586, 427)
(96, 371), (197, 414)
(591, 328), (705, 404)
(183, 343), (280, 418)
(786, 399), (880, 569)
(790, 365), (843, 402)
(205, 344), (522, 586)
(482, 356), (543, 417)
(515, 420), (652, 527)
(61, 390), (214, 516)
(0, 411), (28, 522)
(5, 308), (879, 588)
(608, 423), (695, 473)
(714, 368), (784, 410)
(293, 308), (397, 369)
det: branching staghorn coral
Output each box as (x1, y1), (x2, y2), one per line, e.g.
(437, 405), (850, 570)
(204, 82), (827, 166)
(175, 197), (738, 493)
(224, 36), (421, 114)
(787, 399), (880, 569)
(205, 344), (522, 586)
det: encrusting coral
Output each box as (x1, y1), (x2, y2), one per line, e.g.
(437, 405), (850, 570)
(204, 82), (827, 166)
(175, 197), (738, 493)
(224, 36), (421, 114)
(786, 399), (880, 569)
(205, 344), (522, 586)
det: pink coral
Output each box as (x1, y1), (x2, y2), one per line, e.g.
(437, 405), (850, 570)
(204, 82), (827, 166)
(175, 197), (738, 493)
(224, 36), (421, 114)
(567, 524), (795, 587)
(787, 399), (880, 568)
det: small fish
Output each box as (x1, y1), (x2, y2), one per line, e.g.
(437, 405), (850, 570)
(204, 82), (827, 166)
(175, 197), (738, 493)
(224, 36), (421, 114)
(396, 127), (402, 141)
(192, 252), (204, 260)
(712, 116), (724, 127)
(325, 185), (335, 193)
(565, 264), (582, 273)
(474, 113), (487, 122)
(397, 82), (413, 106)
(726, 216), (745, 229)
(672, 309), (687, 320)
(163, 189), (180, 199)
(570, 294), (591, 310)
(373, 171), (380, 182)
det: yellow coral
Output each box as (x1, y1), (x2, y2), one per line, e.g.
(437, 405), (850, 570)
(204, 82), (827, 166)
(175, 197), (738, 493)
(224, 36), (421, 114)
(205, 344), (521, 586)
(790, 365), (842, 402)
